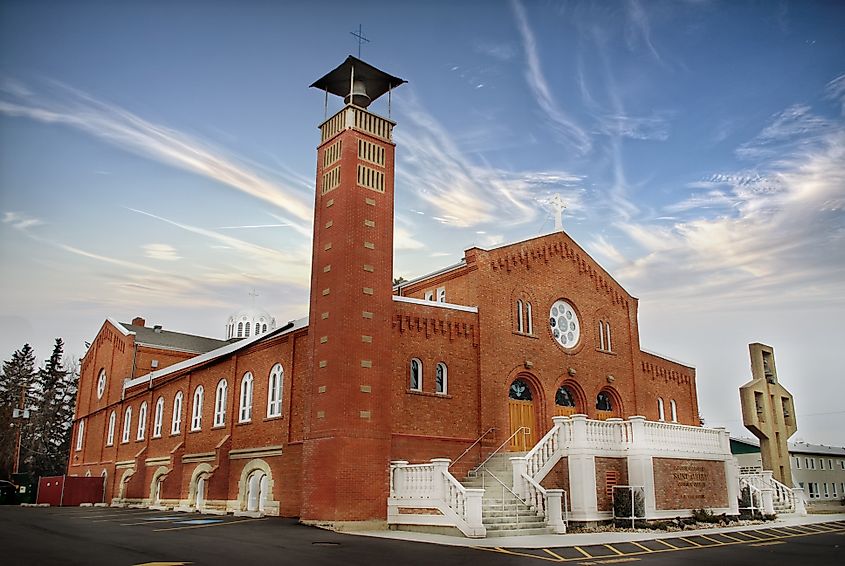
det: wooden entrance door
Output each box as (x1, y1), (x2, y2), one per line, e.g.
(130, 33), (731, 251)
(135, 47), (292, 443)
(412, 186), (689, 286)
(508, 399), (535, 451)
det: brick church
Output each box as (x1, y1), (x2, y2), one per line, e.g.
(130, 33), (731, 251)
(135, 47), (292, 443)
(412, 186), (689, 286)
(68, 57), (716, 531)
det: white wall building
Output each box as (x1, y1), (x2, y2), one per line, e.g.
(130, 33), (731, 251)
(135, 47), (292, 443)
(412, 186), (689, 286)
(732, 437), (845, 502)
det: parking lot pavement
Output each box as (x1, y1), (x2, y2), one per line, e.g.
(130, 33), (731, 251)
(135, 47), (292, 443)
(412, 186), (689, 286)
(4, 506), (844, 566)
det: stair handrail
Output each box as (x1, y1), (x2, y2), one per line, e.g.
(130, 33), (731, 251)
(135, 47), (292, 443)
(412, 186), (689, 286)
(469, 426), (530, 478)
(481, 466), (529, 526)
(768, 476), (795, 509)
(520, 471), (548, 518)
(450, 427), (496, 470)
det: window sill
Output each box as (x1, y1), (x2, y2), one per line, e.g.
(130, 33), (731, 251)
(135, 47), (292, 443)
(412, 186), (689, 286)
(236, 420), (252, 426)
(211, 424), (226, 430)
(513, 331), (538, 339)
(189, 428), (201, 434)
(406, 390), (452, 399)
(151, 435), (162, 439)
(596, 348), (616, 355)
(264, 415), (283, 422)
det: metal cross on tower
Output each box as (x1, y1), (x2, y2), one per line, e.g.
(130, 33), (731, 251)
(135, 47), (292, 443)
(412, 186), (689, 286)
(248, 288), (259, 305)
(350, 24), (370, 58)
(548, 195), (567, 231)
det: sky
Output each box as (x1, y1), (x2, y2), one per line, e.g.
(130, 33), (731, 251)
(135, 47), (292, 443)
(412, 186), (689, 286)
(1, 0), (843, 445)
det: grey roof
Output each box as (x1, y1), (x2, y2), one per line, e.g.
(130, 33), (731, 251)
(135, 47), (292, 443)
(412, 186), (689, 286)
(120, 323), (228, 354)
(310, 56), (406, 103)
(731, 436), (845, 457)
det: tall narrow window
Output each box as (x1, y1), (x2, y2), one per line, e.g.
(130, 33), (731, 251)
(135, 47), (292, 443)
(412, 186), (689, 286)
(106, 411), (116, 446)
(214, 379), (227, 427)
(670, 399), (678, 423)
(525, 302), (533, 334)
(599, 321), (606, 350)
(435, 362), (447, 395)
(657, 397), (665, 421)
(237, 322), (243, 338)
(795, 457), (801, 469)
(410, 358), (422, 391)
(122, 406), (132, 443)
(437, 287), (446, 303)
(153, 397), (164, 437)
(239, 372), (254, 422)
(605, 322), (612, 352)
(424, 291), (434, 301)
(516, 300), (524, 333)
(596, 393), (613, 412)
(245, 322), (251, 337)
(267, 364), (284, 417)
(76, 419), (85, 451)
(263, 323), (268, 333)
(137, 401), (147, 440)
(172, 392), (183, 434)
(191, 385), (204, 431)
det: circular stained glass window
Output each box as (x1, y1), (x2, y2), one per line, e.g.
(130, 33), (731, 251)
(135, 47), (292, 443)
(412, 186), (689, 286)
(549, 300), (580, 349)
(97, 369), (107, 399)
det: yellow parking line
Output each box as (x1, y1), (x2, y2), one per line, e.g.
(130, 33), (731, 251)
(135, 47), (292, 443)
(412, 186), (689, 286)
(679, 537), (702, 547)
(629, 541), (653, 552)
(698, 534), (724, 545)
(604, 544), (625, 556)
(654, 539), (678, 549)
(542, 548), (565, 561)
(573, 546), (592, 558)
(750, 540), (785, 547)
(154, 517), (266, 532)
(718, 532), (745, 542)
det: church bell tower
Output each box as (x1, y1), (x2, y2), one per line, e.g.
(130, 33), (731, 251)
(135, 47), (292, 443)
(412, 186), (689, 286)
(301, 57), (405, 523)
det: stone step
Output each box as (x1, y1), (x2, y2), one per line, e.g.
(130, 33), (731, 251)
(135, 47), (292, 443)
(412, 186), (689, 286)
(482, 514), (545, 525)
(484, 526), (553, 537)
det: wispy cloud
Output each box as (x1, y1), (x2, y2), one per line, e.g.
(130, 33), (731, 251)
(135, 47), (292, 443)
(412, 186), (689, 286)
(824, 73), (845, 115)
(0, 80), (313, 222)
(396, 95), (585, 228)
(597, 112), (671, 141)
(511, 0), (591, 154)
(736, 104), (834, 159)
(3, 211), (43, 230)
(143, 243), (181, 261)
(624, 0), (662, 63)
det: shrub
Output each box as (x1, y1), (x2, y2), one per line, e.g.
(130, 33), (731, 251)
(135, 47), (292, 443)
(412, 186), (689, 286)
(613, 488), (645, 519)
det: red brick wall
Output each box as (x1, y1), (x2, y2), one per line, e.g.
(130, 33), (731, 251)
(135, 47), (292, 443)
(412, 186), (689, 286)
(595, 457), (628, 511)
(540, 457), (570, 495)
(653, 458), (728, 510)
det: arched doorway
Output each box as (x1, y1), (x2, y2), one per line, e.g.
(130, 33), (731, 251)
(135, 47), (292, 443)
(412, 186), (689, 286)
(246, 470), (268, 512)
(196, 475), (207, 510)
(508, 378), (536, 451)
(595, 389), (622, 420)
(554, 383), (580, 416)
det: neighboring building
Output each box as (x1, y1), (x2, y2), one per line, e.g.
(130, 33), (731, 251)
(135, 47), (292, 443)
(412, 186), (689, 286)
(67, 56), (735, 533)
(732, 437), (845, 502)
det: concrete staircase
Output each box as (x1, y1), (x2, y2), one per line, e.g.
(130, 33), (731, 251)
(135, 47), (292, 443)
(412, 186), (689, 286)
(461, 453), (553, 537)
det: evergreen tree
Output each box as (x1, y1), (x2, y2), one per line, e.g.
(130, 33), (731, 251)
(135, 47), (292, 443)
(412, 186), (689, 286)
(29, 339), (78, 477)
(0, 344), (37, 480)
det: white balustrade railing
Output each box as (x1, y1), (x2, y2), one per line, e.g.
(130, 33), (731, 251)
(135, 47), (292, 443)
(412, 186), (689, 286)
(585, 418), (633, 447)
(739, 471), (795, 514)
(769, 476), (795, 511)
(641, 420), (724, 454)
(389, 459), (484, 537)
(524, 421), (561, 477)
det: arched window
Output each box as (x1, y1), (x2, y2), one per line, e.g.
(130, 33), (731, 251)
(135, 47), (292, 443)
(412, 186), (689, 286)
(599, 321), (605, 350)
(172, 392), (183, 434)
(76, 419), (85, 451)
(137, 401), (148, 440)
(657, 397), (665, 421)
(262, 323), (268, 333)
(525, 302), (533, 335)
(605, 322), (612, 352)
(556, 385), (576, 408)
(509, 378), (532, 401)
(239, 372), (254, 422)
(516, 300), (524, 333)
(435, 362), (447, 395)
(122, 406), (132, 443)
(191, 385), (204, 431)
(214, 379), (227, 427)
(437, 287), (446, 303)
(106, 411), (116, 446)
(267, 364), (284, 417)
(245, 322), (251, 337)
(670, 399), (678, 423)
(237, 322), (243, 338)
(409, 359), (422, 391)
(153, 397), (164, 437)
(596, 392), (613, 412)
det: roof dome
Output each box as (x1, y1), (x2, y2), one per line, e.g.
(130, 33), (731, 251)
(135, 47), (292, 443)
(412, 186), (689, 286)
(226, 305), (277, 340)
